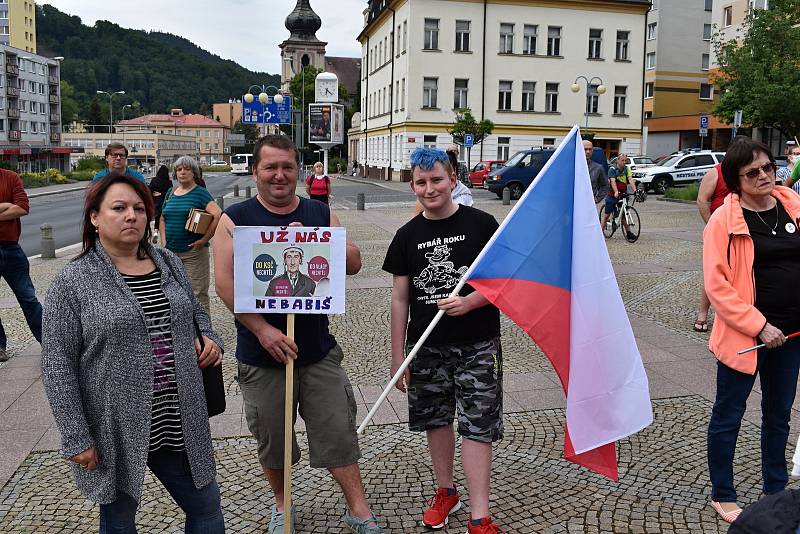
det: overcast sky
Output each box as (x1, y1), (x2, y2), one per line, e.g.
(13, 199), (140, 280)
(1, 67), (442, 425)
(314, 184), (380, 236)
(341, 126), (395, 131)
(46, 1), (365, 73)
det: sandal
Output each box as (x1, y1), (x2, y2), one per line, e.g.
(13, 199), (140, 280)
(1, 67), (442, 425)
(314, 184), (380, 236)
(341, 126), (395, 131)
(710, 501), (741, 523)
(693, 319), (709, 333)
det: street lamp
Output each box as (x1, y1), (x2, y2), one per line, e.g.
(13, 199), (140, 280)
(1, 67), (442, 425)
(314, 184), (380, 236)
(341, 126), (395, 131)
(120, 104), (133, 145)
(571, 76), (606, 130)
(285, 56), (307, 170)
(244, 85), (283, 137)
(96, 90), (125, 142)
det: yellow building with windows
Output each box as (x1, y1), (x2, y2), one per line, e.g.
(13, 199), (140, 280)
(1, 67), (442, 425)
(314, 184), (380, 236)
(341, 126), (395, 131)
(1, 0), (37, 53)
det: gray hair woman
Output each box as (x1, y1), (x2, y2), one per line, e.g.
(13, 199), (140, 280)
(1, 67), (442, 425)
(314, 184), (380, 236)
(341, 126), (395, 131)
(41, 174), (225, 532)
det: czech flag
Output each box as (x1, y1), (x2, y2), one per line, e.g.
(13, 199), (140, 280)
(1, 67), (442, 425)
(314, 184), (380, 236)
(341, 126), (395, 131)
(465, 126), (652, 480)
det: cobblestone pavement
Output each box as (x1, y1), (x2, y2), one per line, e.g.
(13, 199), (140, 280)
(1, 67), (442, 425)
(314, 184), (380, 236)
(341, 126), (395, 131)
(2, 196), (800, 532)
(4, 397), (797, 533)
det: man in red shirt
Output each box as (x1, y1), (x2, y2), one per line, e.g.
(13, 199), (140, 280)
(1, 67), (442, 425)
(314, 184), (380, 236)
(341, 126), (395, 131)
(0, 168), (42, 361)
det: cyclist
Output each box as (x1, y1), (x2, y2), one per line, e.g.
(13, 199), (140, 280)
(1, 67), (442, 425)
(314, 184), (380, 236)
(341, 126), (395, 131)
(600, 154), (638, 241)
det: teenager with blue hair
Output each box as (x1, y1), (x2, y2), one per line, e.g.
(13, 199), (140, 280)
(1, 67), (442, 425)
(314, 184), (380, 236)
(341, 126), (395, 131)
(383, 146), (504, 533)
(413, 147), (473, 215)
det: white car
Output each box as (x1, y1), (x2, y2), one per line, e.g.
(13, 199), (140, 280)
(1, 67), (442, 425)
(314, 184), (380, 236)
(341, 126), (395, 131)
(611, 155), (656, 173)
(210, 160), (227, 166)
(634, 150), (725, 194)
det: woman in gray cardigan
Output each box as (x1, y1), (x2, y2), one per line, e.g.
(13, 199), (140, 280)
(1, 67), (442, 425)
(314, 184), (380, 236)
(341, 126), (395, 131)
(41, 174), (225, 533)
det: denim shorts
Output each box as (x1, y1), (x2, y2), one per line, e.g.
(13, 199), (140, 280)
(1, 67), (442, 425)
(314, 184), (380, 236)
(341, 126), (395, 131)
(238, 344), (360, 469)
(604, 195), (620, 214)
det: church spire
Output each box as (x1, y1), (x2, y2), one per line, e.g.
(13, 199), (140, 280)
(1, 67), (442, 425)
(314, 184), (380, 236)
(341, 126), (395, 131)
(285, 0), (322, 42)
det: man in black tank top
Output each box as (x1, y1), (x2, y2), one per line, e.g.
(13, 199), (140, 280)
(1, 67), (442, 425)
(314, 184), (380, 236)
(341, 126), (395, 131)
(213, 136), (384, 533)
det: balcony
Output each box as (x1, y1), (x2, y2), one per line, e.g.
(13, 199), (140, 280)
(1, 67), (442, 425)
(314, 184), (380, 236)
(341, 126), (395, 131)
(7, 107), (19, 119)
(48, 94), (58, 104)
(50, 132), (61, 143)
(49, 112), (59, 123)
(9, 130), (20, 141)
(48, 75), (58, 85)
(6, 86), (19, 97)
(5, 64), (18, 76)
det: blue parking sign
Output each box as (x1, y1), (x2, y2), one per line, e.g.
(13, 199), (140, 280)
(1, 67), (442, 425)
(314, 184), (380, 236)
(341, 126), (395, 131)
(464, 134), (474, 148)
(700, 115), (709, 129)
(241, 95), (293, 125)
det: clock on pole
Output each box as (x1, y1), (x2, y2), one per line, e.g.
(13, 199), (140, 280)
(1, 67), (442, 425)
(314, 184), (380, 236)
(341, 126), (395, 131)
(315, 72), (339, 103)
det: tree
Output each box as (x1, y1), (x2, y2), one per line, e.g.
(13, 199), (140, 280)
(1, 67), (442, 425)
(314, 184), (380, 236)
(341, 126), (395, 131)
(86, 96), (106, 133)
(232, 119), (259, 150)
(447, 109), (494, 146)
(710, 0), (800, 138)
(59, 80), (79, 127)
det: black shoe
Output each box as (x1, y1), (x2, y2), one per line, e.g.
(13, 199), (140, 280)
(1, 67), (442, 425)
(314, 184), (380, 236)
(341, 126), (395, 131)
(626, 231), (637, 241)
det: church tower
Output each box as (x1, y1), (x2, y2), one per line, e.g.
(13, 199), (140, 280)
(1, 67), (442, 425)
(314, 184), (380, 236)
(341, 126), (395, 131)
(279, 0), (327, 90)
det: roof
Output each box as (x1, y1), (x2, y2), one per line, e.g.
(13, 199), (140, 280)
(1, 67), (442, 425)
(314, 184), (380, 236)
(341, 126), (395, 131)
(324, 56), (361, 98)
(119, 112), (225, 128)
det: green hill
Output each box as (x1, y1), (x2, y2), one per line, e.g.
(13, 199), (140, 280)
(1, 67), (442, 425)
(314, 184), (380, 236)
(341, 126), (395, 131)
(36, 4), (280, 122)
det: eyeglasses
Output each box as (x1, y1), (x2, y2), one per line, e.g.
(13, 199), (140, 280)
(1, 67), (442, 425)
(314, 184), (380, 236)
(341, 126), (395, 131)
(108, 153), (126, 159)
(739, 162), (776, 180)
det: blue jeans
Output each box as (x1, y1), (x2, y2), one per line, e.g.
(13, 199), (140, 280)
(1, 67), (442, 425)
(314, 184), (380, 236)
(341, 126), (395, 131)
(99, 449), (225, 533)
(0, 243), (41, 350)
(707, 338), (800, 502)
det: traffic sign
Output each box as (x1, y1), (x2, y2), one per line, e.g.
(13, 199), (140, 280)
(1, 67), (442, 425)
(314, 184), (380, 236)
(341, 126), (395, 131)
(699, 115), (709, 129)
(242, 95), (292, 125)
(464, 134), (474, 148)
(699, 128), (708, 137)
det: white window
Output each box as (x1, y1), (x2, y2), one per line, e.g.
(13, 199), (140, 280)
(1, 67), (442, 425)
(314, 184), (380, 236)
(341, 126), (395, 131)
(499, 23), (514, 54)
(40, 102), (45, 113)
(616, 31), (629, 60)
(614, 86), (627, 115)
(705, 0), (713, 10)
(454, 78), (468, 109)
(423, 77), (438, 108)
(723, 6), (732, 27)
(378, 41), (383, 65)
(423, 135), (437, 148)
(588, 29), (602, 59)
(700, 83), (714, 100)
(523, 25), (537, 55)
(20, 120), (26, 132)
(0, 97), (4, 110)
(498, 80), (512, 110)
(702, 53), (710, 70)
(455, 20), (470, 52)
(644, 111), (652, 119)
(586, 84), (600, 114)
(646, 52), (656, 69)
(521, 81), (535, 111)
(497, 137), (510, 160)
(403, 20), (407, 52)
(424, 18), (439, 50)
(647, 22), (657, 40)
(30, 121), (36, 133)
(401, 78), (406, 110)
(645, 82), (654, 98)
(38, 82), (43, 94)
(545, 82), (559, 112)
(749, 0), (769, 10)
(703, 23), (712, 40)
(395, 81), (400, 111)
(547, 26), (561, 56)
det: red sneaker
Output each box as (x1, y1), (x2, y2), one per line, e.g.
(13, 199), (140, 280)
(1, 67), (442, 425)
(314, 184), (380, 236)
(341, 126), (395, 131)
(466, 515), (503, 533)
(422, 486), (462, 529)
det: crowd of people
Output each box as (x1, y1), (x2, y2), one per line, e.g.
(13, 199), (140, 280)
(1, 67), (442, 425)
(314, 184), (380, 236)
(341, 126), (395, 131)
(0, 131), (797, 532)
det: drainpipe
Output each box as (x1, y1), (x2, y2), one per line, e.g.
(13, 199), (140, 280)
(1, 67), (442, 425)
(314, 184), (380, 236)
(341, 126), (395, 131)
(387, 7), (396, 181)
(363, 35), (370, 177)
(480, 0), (487, 161)
(640, 4), (651, 155)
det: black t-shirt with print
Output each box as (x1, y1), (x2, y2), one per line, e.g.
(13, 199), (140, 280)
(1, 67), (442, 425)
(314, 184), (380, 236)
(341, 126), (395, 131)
(383, 205), (501, 346)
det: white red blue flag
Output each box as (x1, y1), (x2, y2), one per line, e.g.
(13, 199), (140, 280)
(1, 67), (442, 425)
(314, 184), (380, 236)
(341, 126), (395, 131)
(465, 126), (652, 480)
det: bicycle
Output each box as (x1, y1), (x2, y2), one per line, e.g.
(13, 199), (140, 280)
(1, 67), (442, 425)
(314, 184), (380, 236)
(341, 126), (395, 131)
(599, 190), (645, 243)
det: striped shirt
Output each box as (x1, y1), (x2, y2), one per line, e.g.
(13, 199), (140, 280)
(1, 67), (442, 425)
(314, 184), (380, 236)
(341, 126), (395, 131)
(122, 269), (185, 453)
(161, 186), (214, 253)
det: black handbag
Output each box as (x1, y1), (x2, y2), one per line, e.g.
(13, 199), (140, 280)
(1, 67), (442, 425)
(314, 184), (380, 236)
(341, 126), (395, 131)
(194, 318), (226, 417)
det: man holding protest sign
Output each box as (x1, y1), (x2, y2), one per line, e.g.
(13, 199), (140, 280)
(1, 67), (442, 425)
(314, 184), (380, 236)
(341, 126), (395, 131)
(383, 147), (503, 533)
(213, 135), (382, 534)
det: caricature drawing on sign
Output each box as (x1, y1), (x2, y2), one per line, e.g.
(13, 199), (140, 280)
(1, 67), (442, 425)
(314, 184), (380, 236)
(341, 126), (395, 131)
(413, 244), (468, 295)
(266, 246), (317, 297)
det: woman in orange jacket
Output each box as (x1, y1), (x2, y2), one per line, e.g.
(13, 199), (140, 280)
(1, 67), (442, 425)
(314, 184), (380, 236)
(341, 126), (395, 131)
(703, 137), (800, 523)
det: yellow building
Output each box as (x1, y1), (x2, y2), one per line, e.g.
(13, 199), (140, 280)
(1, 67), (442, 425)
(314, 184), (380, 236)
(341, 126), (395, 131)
(1, 0), (37, 53)
(62, 131), (196, 170)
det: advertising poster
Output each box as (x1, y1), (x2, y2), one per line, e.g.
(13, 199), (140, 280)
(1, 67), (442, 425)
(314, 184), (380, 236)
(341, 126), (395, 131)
(233, 226), (347, 314)
(331, 104), (344, 144)
(309, 103), (332, 143)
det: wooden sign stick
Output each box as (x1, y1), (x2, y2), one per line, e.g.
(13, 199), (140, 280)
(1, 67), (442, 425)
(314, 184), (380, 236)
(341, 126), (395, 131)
(284, 313), (295, 534)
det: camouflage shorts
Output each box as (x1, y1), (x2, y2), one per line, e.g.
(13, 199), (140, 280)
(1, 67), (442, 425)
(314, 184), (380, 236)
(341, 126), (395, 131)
(407, 337), (503, 443)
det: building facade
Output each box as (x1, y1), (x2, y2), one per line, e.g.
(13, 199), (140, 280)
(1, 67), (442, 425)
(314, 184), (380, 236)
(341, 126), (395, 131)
(62, 131), (196, 170)
(356, 0), (649, 181)
(0, 44), (68, 171)
(0, 0), (36, 53)
(117, 109), (229, 164)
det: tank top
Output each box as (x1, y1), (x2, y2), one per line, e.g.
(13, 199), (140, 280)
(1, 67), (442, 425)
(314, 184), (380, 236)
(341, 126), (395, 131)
(709, 163), (729, 214)
(225, 196), (336, 368)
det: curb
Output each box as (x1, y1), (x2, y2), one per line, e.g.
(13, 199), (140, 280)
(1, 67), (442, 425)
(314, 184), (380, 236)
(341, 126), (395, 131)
(657, 197), (697, 205)
(337, 175), (409, 193)
(28, 184), (91, 198)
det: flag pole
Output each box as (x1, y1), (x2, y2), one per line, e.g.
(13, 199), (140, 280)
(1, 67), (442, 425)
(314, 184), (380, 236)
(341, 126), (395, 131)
(356, 125), (584, 435)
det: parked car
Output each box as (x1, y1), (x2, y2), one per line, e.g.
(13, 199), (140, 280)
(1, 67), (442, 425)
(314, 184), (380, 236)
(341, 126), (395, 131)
(469, 160), (505, 187)
(633, 150), (725, 194)
(610, 155), (656, 173)
(484, 149), (556, 200)
(210, 160), (227, 166)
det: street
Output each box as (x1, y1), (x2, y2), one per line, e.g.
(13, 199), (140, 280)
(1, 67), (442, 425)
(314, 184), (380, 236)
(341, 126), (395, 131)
(19, 174), (498, 256)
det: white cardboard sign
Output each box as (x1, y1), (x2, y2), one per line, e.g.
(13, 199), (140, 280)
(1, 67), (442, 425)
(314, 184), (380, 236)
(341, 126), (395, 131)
(233, 226), (347, 314)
